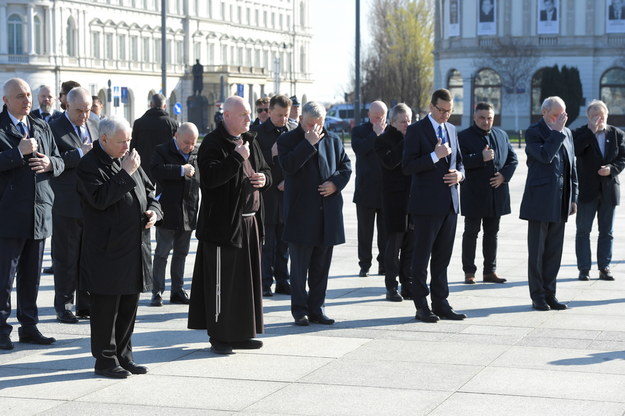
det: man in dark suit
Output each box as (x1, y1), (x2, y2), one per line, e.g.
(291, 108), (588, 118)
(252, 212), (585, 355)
(520, 96), (577, 311)
(459, 102), (518, 285)
(479, 0), (495, 22)
(609, 0), (624, 20)
(251, 94), (297, 297)
(49, 87), (98, 323)
(130, 93), (178, 182)
(77, 116), (162, 378)
(540, 0), (557, 21)
(374, 103), (414, 302)
(573, 100), (625, 281)
(149, 122), (200, 306)
(278, 101), (352, 326)
(352, 100), (388, 277)
(402, 88), (466, 323)
(0, 78), (64, 350)
(251, 96), (270, 127)
(29, 85), (61, 122)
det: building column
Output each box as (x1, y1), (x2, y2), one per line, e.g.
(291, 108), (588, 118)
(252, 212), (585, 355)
(28, 4), (35, 55)
(44, 6), (52, 56)
(0, 5), (8, 55)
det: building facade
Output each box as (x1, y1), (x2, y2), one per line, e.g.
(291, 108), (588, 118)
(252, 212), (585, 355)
(435, 0), (625, 130)
(0, 0), (312, 128)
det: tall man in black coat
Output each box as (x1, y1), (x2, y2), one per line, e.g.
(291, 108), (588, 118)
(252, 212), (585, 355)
(49, 87), (98, 323)
(520, 96), (578, 311)
(374, 103), (414, 302)
(573, 100), (625, 281)
(459, 102), (518, 285)
(130, 93), (178, 181)
(278, 101), (352, 326)
(188, 96), (271, 355)
(149, 122), (200, 306)
(352, 100), (388, 277)
(251, 94), (297, 297)
(29, 85), (61, 122)
(77, 116), (162, 378)
(402, 88), (466, 323)
(0, 78), (64, 350)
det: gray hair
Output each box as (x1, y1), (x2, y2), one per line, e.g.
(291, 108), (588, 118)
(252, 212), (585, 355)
(586, 99), (609, 115)
(302, 101), (326, 119)
(99, 116), (131, 139)
(150, 93), (166, 109)
(541, 96), (566, 112)
(66, 87), (92, 105)
(389, 103), (412, 123)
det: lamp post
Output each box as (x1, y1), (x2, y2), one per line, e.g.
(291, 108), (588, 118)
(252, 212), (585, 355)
(354, 0), (361, 124)
(161, 0), (167, 96)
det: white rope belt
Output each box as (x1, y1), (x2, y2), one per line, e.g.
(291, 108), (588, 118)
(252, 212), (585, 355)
(215, 246), (221, 323)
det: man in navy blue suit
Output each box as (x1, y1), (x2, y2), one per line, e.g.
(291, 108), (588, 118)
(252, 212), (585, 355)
(278, 101), (351, 326)
(402, 89), (466, 323)
(520, 96), (577, 311)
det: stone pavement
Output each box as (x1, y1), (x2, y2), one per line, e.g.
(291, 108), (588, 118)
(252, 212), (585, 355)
(3, 144), (625, 415)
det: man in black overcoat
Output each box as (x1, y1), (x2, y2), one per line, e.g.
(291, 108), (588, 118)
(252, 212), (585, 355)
(459, 102), (517, 285)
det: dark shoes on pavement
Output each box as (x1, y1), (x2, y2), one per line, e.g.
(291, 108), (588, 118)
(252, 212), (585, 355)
(262, 288), (273, 297)
(386, 289), (403, 302)
(18, 326), (56, 345)
(599, 268), (615, 281)
(121, 361), (148, 374)
(150, 294), (163, 307)
(308, 314), (335, 325)
(274, 283), (291, 295)
(170, 290), (190, 304)
(532, 297), (567, 311)
(57, 310), (78, 324)
(95, 366), (132, 379)
(415, 307), (439, 323)
(483, 272), (507, 283)
(464, 273), (476, 284)
(578, 270), (590, 281)
(0, 334), (14, 350)
(210, 338), (263, 354)
(359, 268), (369, 277)
(294, 316), (310, 326)
(432, 307), (467, 320)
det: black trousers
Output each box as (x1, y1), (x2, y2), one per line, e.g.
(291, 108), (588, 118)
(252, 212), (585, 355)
(527, 220), (566, 302)
(261, 221), (289, 290)
(356, 204), (387, 271)
(409, 211), (457, 310)
(461, 216), (501, 275)
(52, 214), (90, 314)
(384, 230), (414, 291)
(0, 237), (44, 336)
(289, 244), (333, 320)
(90, 293), (140, 370)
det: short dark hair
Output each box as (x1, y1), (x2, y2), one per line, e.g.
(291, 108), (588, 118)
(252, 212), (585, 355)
(255, 97), (270, 107)
(475, 102), (494, 112)
(150, 93), (166, 108)
(92, 96), (102, 105)
(431, 88), (453, 105)
(60, 80), (80, 96)
(270, 94), (292, 109)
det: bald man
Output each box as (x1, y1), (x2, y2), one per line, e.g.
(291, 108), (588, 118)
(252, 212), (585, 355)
(188, 96), (272, 354)
(351, 100), (388, 277)
(0, 78), (64, 350)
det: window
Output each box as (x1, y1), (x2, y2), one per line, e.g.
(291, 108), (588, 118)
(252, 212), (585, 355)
(91, 31), (101, 58)
(105, 33), (113, 59)
(447, 69), (463, 125)
(208, 43), (214, 64)
(299, 45), (305, 73)
(176, 40), (183, 63)
(118, 34), (126, 61)
(194, 41), (201, 62)
(8, 14), (23, 55)
(473, 68), (502, 124)
(143, 37), (150, 62)
(130, 36), (138, 61)
(167, 39), (173, 64)
(67, 17), (77, 57)
(601, 67), (625, 126)
(34, 16), (43, 54)
(155, 38), (162, 63)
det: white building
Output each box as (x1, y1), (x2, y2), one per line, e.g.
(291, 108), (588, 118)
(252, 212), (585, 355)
(0, 0), (312, 127)
(435, 0), (625, 130)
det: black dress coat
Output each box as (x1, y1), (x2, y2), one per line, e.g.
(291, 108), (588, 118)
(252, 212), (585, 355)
(130, 107), (178, 180)
(351, 121), (383, 209)
(194, 122), (272, 248)
(150, 139), (200, 231)
(29, 108), (62, 122)
(572, 124), (625, 206)
(278, 125), (352, 246)
(77, 140), (162, 295)
(49, 114), (99, 218)
(0, 108), (64, 239)
(374, 125), (411, 232)
(458, 125), (518, 218)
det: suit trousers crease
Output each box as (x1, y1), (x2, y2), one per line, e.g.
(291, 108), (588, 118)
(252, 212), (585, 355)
(575, 196), (615, 271)
(356, 204), (386, 270)
(462, 216), (501, 274)
(152, 227), (193, 295)
(289, 244), (333, 319)
(384, 230), (414, 290)
(261, 221), (290, 290)
(527, 220), (566, 302)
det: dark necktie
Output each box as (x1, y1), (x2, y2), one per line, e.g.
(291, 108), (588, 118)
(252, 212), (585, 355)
(41, 112), (50, 119)
(437, 125), (446, 144)
(17, 122), (27, 136)
(76, 126), (83, 141)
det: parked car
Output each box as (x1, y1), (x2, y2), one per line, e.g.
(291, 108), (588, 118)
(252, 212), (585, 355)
(326, 103), (370, 131)
(324, 116), (350, 133)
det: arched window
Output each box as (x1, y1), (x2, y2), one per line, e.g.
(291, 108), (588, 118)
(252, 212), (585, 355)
(300, 1), (306, 27)
(8, 14), (24, 55)
(473, 68), (502, 125)
(34, 15), (43, 54)
(600, 67), (625, 126)
(67, 17), (77, 57)
(123, 88), (134, 122)
(530, 68), (547, 123)
(447, 69), (463, 125)
(169, 91), (177, 119)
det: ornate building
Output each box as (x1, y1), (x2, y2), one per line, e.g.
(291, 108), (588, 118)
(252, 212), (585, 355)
(435, 0), (625, 130)
(0, 0), (312, 128)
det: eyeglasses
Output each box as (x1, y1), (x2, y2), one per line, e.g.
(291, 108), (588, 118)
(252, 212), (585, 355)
(257, 108), (269, 114)
(434, 104), (453, 115)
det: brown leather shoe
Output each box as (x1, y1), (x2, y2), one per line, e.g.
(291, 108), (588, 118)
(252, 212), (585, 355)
(483, 272), (507, 283)
(464, 273), (476, 284)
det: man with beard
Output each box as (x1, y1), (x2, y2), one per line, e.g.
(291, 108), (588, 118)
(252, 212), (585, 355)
(30, 85), (61, 122)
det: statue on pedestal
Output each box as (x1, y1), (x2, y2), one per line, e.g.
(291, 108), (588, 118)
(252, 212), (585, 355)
(192, 59), (204, 96)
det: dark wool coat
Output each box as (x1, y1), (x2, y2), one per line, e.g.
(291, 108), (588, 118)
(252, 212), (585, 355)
(130, 107), (178, 180)
(351, 121), (384, 209)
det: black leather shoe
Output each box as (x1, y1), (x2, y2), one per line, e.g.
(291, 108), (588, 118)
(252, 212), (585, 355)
(121, 361), (148, 374)
(385, 289), (403, 302)
(294, 316), (310, 326)
(578, 270), (590, 281)
(18, 326), (56, 345)
(546, 297), (567, 310)
(262, 288), (273, 297)
(400, 287), (412, 300)
(170, 291), (190, 304)
(415, 308), (439, 323)
(275, 283), (291, 295)
(95, 366), (131, 379)
(230, 339), (263, 349)
(532, 300), (550, 311)
(309, 314), (335, 325)
(56, 310), (78, 324)
(150, 294), (163, 307)
(433, 307), (467, 320)
(43, 266), (54, 274)
(210, 339), (234, 355)
(0, 334), (13, 350)
(599, 268), (615, 281)
(378, 267), (385, 275)
(76, 310), (90, 319)
(483, 272), (507, 283)
(359, 268), (369, 277)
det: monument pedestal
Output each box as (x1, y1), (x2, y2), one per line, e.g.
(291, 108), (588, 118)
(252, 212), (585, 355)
(187, 95), (209, 134)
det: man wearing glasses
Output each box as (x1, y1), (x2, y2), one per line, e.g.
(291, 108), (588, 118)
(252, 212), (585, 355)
(252, 97), (270, 127)
(402, 89), (466, 323)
